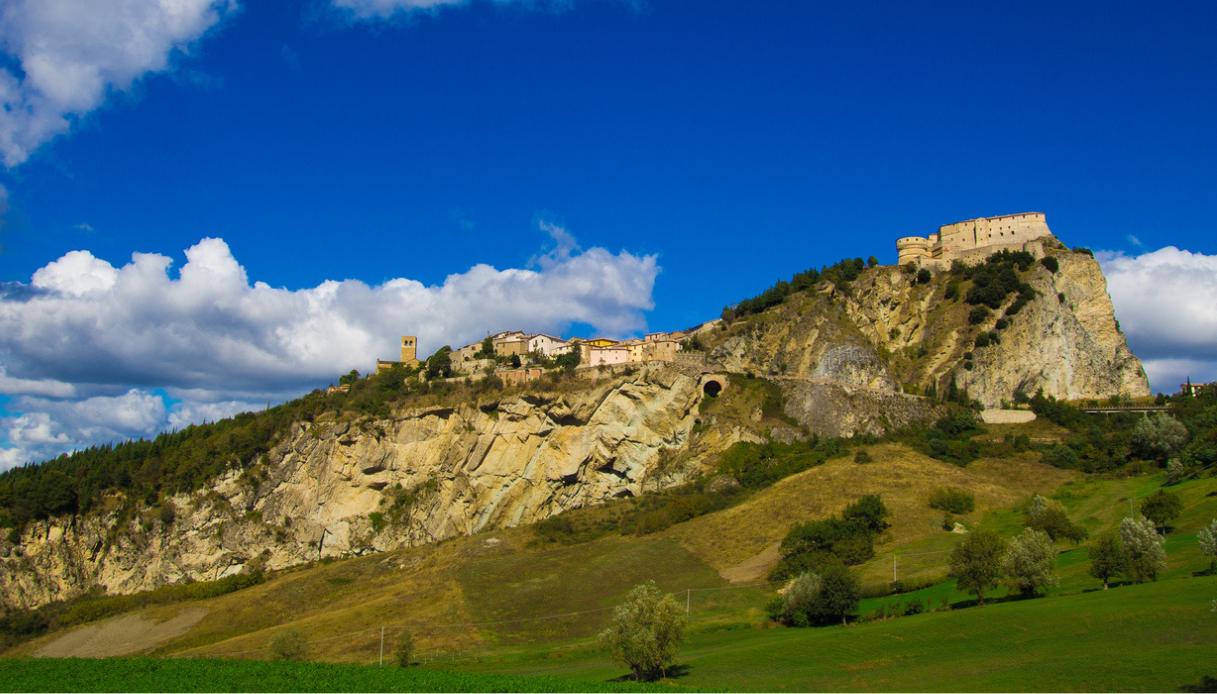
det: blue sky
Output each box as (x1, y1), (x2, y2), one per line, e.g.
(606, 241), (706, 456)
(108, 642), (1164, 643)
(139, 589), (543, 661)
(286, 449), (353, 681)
(0, 0), (1215, 466)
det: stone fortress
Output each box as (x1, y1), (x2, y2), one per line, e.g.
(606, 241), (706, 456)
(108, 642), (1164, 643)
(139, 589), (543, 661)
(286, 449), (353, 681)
(896, 212), (1053, 269)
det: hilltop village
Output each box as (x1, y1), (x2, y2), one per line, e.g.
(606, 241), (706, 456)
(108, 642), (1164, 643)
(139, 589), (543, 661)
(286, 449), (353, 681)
(362, 211), (1066, 389)
(370, 328), (701, 388)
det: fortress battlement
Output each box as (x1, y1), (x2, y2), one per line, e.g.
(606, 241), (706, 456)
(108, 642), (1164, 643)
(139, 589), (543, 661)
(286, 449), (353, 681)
(896, 212), (1053, 269)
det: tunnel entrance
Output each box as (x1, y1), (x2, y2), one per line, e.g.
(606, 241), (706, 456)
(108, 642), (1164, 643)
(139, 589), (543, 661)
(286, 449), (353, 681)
(703, 379), (723, 398)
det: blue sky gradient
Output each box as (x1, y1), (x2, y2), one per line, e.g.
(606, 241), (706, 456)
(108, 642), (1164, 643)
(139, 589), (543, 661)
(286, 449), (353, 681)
(0, 0), (1214, 466)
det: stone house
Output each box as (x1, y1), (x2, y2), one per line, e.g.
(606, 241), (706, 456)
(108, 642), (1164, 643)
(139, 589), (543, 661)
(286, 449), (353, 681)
(498, 367), (546, 387)
(585, 346), (630, 368)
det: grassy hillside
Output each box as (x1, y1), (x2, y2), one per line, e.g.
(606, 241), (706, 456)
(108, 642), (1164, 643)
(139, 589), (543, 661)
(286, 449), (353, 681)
(0, 658), (664, 693)
(441, 575), (1217, 692)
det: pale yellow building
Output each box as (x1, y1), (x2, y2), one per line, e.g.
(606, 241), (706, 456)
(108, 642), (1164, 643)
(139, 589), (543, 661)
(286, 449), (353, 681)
(896, 212), (1053, 269)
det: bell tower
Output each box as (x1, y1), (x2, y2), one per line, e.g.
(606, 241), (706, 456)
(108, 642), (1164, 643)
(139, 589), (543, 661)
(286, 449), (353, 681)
(400, 336), (418, 365)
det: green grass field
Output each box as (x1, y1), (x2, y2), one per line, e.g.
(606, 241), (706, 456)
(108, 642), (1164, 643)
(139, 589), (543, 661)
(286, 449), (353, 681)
(440, 575), (1217, 692)
(0, 658), (668, 693)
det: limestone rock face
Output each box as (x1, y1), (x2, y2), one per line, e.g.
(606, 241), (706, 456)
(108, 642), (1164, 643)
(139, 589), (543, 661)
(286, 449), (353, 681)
(702, 249), (1147, 411)
(952, 252), (1149, 405)
(0, 366), (716, 610)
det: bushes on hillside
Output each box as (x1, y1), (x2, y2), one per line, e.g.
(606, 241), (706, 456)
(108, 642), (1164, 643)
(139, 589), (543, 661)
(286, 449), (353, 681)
(1024, 495), (1087, 543)
(768, 564), (860, 627)
(772, 496), (889, 581)
(1131, 415), (1188, 462)
(271, 630), (307, 662)
(721, 257), (867, 322)
(928, 487), (974, 514)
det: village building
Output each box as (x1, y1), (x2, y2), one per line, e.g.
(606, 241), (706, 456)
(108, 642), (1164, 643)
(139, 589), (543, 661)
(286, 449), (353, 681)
(498, 366), (546, 387)
(492, 331), (530, 358)
(376, 335), (421, 373)
(585, 346), (631, 368)
(528, 334), (570, 357)
(1181, 378), (1216, 398)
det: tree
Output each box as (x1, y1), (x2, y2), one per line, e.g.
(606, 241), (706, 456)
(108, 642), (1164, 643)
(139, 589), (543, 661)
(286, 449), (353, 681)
(338, 369), (360, 386)
(1120, 515), (1167, 583)
(770, 572), (822, 627)
(1024, 495), (1087, 543)
(509, 354), (522, 368)
(394, 629), (414, 667)
(1088, 533), (1126, 590)
(271, 629), (307, 661)
(916, 268), (932, 284)
(950, 529), (1006, 606)
(1131, 414), (1188, 462)
(599, 582), (686, 681)
(842, 495), (889, 534)
(769, 564), (859, 627)
(475, 336), (495, 359)
(1003, 528), (1058, 598)
(425, 346), (453, 380)
(1197, 519), (1217, 573)
(867, 256), (879, 268)
(815, 563), (861, 625)
(1140, 490), (1182, 532)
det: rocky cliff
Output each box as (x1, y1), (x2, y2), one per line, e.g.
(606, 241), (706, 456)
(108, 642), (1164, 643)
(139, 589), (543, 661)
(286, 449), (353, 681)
(1, 366), (739, 610)
(703, 247), (1147, 410)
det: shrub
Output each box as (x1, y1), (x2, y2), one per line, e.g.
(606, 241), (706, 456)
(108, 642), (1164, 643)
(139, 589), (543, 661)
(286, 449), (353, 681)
(994, 318), (1009, 331)
(1120, 515), (1166, 583)
(842, 495), (890, 534)
(853, 449), (873, 464)
(968, 306), (990, 325)
(1024, 495), (1087, 543)
(271, 630), (307, 662)
(929, 487), (974, 514)
(1088, 533), (1126, 590)
(950, 529), (1006, 606)
(916, 268), (932, 284)
(1003, 528), (1058, 597)
(1040, 256), (1059, 273)
(769, 572), (822, 627)
(1140, 490), (1183, 532)
(599, 582), (686, 681)
(1041, 444), (1079, 469)
(394, 629), (414, 667)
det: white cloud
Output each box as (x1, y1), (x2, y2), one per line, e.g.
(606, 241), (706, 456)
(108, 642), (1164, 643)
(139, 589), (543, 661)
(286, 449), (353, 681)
(1099, 246), (1217, 392)
(1, 389), (167, 468)
(0, 0), (235, 167)
(0, 222), (658, 467)
(330, 0), (570, 20)
(0, 183), (8, 217)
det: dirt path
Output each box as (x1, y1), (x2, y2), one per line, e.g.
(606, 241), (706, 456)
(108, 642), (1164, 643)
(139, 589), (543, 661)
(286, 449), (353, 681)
(719, 542), (780, 584)
(34, 608), (208, 658)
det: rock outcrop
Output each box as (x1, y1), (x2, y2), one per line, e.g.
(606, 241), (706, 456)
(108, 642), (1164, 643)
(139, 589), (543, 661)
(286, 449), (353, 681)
(702, 248), (1147, 411)
(0, 366), (725, 610)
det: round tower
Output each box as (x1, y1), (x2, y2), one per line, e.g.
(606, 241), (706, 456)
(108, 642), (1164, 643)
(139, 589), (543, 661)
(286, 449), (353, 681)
(896, 236), (931, 266)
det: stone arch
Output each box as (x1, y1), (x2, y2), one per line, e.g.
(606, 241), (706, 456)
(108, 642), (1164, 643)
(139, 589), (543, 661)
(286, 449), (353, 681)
(700, 374), (726, 398)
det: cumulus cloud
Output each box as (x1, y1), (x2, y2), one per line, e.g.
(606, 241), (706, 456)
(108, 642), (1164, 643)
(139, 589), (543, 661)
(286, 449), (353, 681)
(1099, 246), (1217, 393)
(0, 222), (658, 468)
(0, 0), (235, 167)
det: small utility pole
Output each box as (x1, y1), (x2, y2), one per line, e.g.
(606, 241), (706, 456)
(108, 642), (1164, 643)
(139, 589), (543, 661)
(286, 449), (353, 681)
(379, 625), (385, 666)
(686, 589), (691, 616)
(892, 554), (897, 583)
